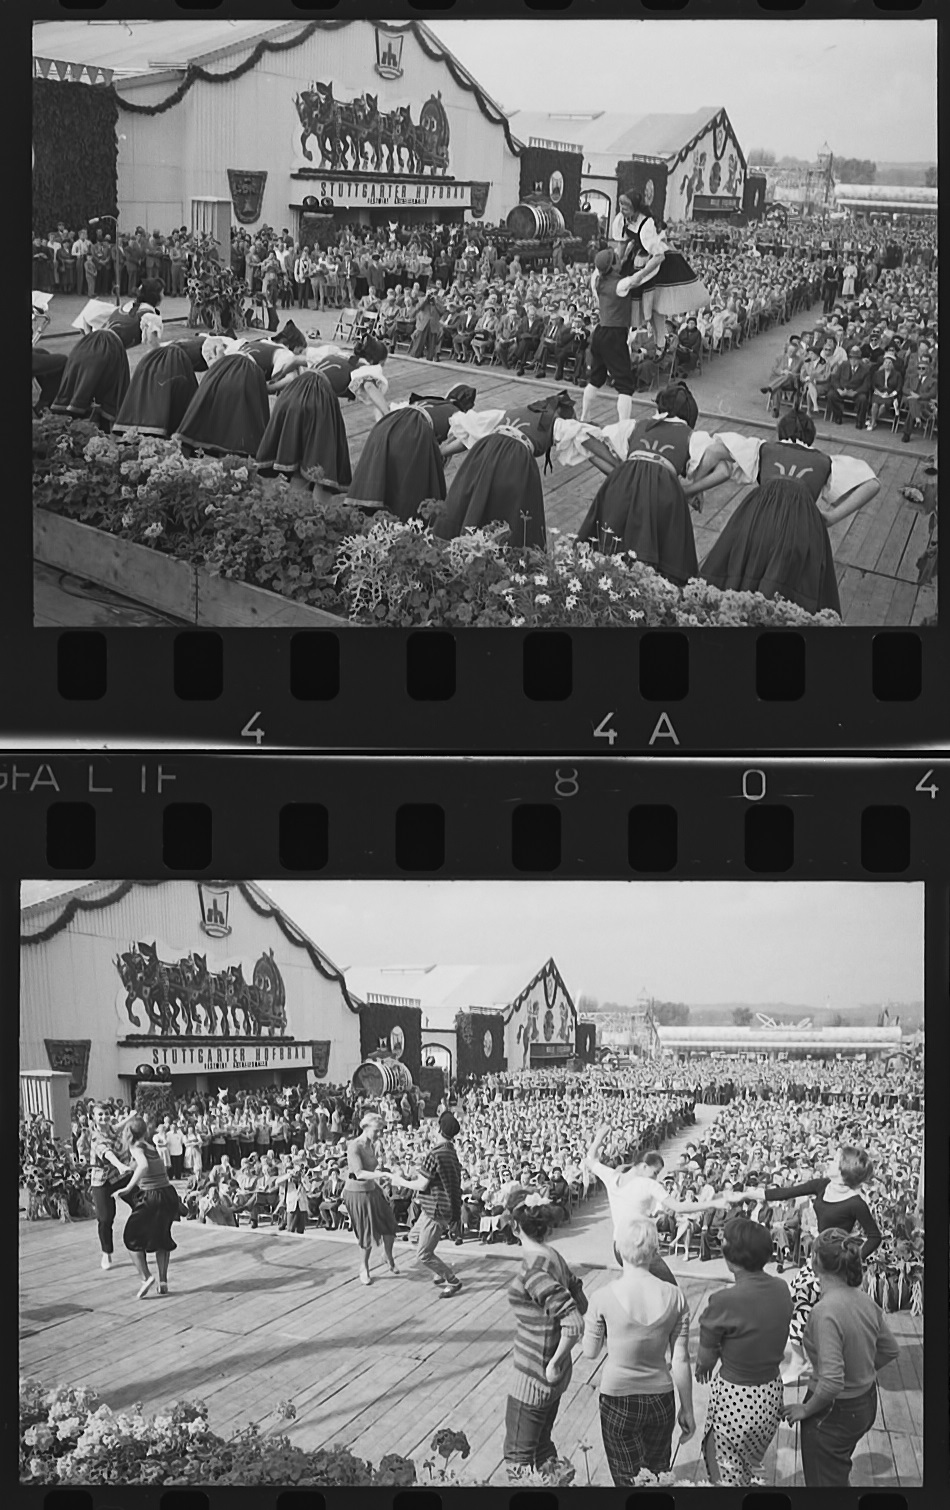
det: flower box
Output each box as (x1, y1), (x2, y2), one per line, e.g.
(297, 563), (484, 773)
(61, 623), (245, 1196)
(34, 511), (350, 629)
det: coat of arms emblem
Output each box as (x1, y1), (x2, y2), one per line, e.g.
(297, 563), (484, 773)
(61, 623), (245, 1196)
(198, 884), (231, 938)
(375, 28), (405, 80)
(226, 170), (267, 226)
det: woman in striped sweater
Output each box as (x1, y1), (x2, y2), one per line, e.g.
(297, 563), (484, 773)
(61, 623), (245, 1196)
(503, 1202), (587, 1486)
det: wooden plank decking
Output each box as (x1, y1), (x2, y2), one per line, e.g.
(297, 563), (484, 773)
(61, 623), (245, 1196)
(337, 355), (937, 627)
(20, 1209), (922, 1487)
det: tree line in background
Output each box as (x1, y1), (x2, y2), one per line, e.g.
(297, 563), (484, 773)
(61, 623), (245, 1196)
(748, 150), (936, 189)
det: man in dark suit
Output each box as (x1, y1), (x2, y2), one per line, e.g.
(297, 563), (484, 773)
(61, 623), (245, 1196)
(827, 345), (873, 428)
(533, 306), (569, 378)
(900, 355), (937, 442)
(511, 303), (545, 374)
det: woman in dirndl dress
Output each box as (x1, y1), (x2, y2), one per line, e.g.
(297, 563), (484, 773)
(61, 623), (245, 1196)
(613, 189), (711, 356)
(112, 342), (200, 439)
(695, 1217), (793, 1487)
(575, 383), (712, 583)
(50, 327), (131, 430)
(256, 366), (352, 494)
(693, 409), (881, 615)
(346, 403), (447, 520)
(115, 1114), (181, 1299)
(434, 392), (574, 549)
(174, 341), (271, 457)
(343, 1113), (399, 1286)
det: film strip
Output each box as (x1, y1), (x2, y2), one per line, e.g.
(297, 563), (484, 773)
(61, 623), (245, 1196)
(6, 757), (948, 1509)
(19, 1), (943, 753)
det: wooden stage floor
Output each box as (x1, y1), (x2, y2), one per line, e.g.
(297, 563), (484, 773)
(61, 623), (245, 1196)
(20, 1209), (923, 1487)
(345, 354), (937, 628)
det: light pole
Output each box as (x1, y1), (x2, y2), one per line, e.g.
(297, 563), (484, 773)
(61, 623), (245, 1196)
(89, 214), (120, 305)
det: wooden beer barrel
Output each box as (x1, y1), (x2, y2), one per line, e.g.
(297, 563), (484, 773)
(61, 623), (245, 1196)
(506, 202), (566, 241)
(352, 1059), (414, 1097)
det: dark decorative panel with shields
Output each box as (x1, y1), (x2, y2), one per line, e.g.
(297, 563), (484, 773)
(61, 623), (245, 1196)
(294, 84), (451, 175)
(616, 159), (669, 225)
(518, 145), (582, 227)
(456, 1011), (506, 1081)
(114, 942), (288, 1038)
(357, 1002), (422, 1081)
(744, 174), (768, 220)
(44, 1040), (91, 1098)
(227, 170), (267, 226)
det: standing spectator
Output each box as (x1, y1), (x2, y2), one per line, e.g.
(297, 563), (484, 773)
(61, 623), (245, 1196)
(165, 1120), (185, 1180)
(145, 230), (164, 290)
(275, 1149), (315, 1234)
(70, 228), (91, 293)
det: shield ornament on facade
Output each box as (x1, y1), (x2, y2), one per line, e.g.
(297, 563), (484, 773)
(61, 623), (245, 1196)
(44, 1039), (91, 1098)
(311, 1041), (332, 1078)
(548, 171), (564, 204)
(470, 182), (490, 219)
(227, 170), (267, 226)
(375, 28), (405, 80)
(389, 1024), (405, 1059)
(199, 884), (231, 938)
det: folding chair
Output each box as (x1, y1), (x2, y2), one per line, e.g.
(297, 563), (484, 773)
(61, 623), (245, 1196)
(332, 307), (359, 342)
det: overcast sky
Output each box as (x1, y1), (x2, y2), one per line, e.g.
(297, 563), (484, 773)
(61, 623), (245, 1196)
(427, 19), (937, 164)
(259, 882), (923, 1010)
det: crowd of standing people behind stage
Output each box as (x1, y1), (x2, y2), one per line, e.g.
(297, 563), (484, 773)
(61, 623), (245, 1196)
(33, 214), (936, 393)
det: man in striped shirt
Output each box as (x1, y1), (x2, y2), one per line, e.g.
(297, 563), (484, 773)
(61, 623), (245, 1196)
(392, 1112), (464, 1298)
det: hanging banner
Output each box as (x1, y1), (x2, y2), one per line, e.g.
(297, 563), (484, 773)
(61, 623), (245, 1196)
(292, 175), (472, 210)
(117, 1040), (321, 1077)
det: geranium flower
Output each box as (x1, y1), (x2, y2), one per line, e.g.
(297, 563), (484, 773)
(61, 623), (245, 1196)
(535, 593), (551, 605)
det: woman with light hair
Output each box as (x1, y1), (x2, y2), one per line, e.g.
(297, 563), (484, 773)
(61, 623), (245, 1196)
(582, 1217), (695, 1485)
(342, 1112), (399, 1286)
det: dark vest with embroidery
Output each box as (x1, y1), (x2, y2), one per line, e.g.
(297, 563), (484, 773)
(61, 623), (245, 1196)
(757, 441), (831, 502)
(626, 417), (692, 476)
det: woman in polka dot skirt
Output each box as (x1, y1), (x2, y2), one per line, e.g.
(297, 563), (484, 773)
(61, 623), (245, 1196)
(695, 1218), (793, 1487)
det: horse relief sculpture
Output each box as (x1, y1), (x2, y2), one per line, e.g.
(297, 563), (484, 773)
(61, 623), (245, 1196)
(294, 83), (450, 175)
(114, 942), (288, 1038)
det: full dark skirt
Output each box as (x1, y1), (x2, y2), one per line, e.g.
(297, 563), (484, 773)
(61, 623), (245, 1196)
(434, 434), (545, 547)
(577, 459), (698, 585)
(256, 369), (352, 488)
(343, 1183), (397, 1247)
(122, 1185), (179, 1253)
(50, 329), (130, 425)
(346, 407), (446, 519)
(700, 479), (842, 615)
(32, 349), (68, 411)
(631, 250), (711, 318)
(113, 344), (199, 438)
(175, 354), (270, 456)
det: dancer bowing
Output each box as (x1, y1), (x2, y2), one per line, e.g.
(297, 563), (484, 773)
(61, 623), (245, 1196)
(112, 342), (201, 439)
(307, 334), (391, 422)
(576, 383), (715, 584)
(694, 409), (880, 615)
(256, 365), (352, 494)
(435, 391), (577, 548)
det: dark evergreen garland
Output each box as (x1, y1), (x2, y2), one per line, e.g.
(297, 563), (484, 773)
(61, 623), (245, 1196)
(22, 880), (361, 1018)
(110, 18), (523, 157)
(20, 880), (162, 946)
(236, 883), (362, 1015)
(32, 77), (119, 234)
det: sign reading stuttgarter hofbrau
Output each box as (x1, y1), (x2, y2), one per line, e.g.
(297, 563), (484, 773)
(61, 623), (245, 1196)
(298, 178), (473, 209)
(117, 1041), (330, 1076)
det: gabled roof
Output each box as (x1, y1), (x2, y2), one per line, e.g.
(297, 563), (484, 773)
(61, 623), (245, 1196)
(509, 107), (725, 162)
(32, 19), (293, 78)
(345, 960), (567, 1023)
